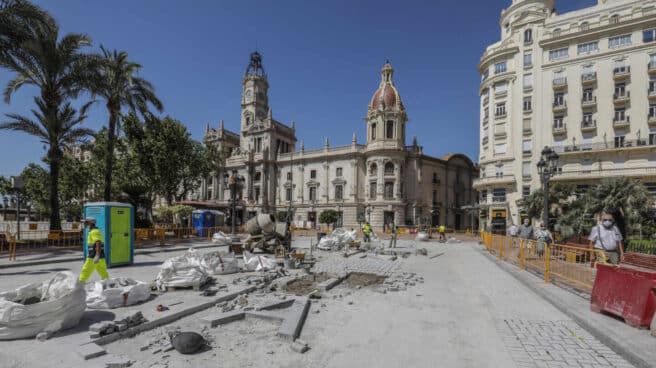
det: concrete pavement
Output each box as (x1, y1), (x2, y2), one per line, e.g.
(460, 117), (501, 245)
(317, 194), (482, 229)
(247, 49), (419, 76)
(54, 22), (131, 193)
(0, 240), (648, 368)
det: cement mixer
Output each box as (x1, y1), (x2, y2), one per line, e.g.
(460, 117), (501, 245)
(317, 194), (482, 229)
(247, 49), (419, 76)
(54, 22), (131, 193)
(243, 214), (291, 252)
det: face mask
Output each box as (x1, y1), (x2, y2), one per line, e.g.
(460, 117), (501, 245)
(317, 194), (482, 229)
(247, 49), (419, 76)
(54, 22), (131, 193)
(602, 220), (613, 228)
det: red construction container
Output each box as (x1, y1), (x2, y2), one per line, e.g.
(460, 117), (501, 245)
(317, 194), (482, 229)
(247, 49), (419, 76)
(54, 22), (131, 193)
(590, 262), (656, 328)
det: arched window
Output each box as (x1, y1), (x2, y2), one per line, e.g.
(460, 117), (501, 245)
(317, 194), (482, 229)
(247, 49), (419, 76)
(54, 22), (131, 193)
(384, 162), (394, 175)
(254, 171), (261, 182)
(369, 163), (378, 176)
(371, 123), (377, 140)
(524, 29), (532, 44)
(386, 120), (394, 139)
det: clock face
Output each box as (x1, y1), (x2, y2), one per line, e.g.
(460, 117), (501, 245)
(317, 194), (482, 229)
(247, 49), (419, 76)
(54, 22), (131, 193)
(245, 89), (253, 103)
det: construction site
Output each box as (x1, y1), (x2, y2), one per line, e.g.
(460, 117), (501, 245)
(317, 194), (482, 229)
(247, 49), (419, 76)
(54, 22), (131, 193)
(1, 210), (654, 368)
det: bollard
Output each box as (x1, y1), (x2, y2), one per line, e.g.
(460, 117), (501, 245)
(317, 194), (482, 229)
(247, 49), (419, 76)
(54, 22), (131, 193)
(544, 242), (550, 283)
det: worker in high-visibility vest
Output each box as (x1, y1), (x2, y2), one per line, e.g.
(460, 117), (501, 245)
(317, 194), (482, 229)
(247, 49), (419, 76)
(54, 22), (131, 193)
(438, 225), (446, 241)
(362, 222), (372, 243)
(79, 217), (109, 282)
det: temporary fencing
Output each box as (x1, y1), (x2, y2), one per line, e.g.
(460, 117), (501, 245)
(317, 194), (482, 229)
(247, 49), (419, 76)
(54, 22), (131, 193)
(481, 232), (607, 291)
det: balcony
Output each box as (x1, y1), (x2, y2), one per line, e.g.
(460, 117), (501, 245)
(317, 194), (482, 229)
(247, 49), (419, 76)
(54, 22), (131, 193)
(649, 114), (656, 126)
(613, 91), (630, 104)
(581, 96), (597, 108)
(552, 123), (567, 135)
(649, 88), (656, 100)
(552, 78), (567, 89)
(472, 174), (516, 189)
(554, 139), (651, 155)
(552, 101), (567, 112)
(494, 112), (507, 120)
(581, 119), (596, 132)
(649, 62), (656, 75)
(581, 72), (597, 85)
(551, 166), (656, 182)
(613, 115), (630, 128)
(613, 66), (631, 80)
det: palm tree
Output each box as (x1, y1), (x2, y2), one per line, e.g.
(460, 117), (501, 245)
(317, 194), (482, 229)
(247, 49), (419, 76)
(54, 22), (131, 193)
(584, 177), (652, 239)
(0, 20), (95, 230)
(88, 46), (163, 201)
(0, 0), (55, 61)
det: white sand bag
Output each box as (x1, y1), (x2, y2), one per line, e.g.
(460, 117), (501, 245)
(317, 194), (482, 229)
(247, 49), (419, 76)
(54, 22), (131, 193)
(85, 278), (151, 309)
(415, 232), (429, 241)
(0, 271), (86, 340)
(211, 231), (231, 246)
(243, 250), (277, 272)
(156, 249), (211, 290)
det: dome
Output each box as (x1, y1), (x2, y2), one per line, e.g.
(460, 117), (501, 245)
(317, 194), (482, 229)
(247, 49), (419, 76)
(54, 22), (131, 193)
(369, 62), (404, 111)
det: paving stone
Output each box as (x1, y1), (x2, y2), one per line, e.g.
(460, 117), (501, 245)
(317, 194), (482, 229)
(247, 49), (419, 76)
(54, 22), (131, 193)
(75, 343), (107, 360)
(277, 297), (310, 340)
(104, 354), (133, 368)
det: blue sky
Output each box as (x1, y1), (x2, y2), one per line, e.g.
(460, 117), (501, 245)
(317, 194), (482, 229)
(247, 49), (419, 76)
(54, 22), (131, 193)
(0, 0), (596, 176)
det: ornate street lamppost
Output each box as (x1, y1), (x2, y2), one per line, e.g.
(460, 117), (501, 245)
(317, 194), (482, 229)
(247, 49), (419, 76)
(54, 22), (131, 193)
(536, 146), (560, 229)
(224, 171), (245, 243)
(10, 177), (25, 240)
(2, 196), (8, 221)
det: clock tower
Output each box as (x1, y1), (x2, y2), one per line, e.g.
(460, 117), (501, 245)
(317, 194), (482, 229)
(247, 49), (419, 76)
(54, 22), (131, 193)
(241, 51), (270, 150)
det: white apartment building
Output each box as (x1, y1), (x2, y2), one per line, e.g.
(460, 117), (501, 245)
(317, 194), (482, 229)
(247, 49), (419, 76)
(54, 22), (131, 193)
(183, 52), (478, 231)
(476, 0), (656, 228)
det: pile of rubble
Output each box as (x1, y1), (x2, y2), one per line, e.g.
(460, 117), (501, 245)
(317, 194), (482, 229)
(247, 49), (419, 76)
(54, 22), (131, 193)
(88, 311), (147, 339)
(376, 271), (424, 293)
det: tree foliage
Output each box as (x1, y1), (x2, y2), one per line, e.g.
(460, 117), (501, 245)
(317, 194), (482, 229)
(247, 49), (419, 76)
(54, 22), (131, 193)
(319, 210), (339, 227)
(0, 6), (95, 230)
(156, 205), (194, 225)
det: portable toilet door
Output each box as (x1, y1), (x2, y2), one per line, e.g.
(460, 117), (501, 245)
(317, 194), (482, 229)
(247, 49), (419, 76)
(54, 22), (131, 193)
(83, 202), (134, 268)
(192, 210), (206, 237)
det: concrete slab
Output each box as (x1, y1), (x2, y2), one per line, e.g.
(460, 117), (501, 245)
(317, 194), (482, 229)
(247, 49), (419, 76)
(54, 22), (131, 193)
(200, 311), (245, 327)
(255, 298), (295, 311)
(316, 277), (342, 291)
(277, 297), (310, 340)
(75, 343), (107, 360)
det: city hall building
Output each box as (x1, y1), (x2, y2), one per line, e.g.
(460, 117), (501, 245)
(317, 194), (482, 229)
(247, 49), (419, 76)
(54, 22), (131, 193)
(476, 0), (656, 228)
(185, 52), (478, 230)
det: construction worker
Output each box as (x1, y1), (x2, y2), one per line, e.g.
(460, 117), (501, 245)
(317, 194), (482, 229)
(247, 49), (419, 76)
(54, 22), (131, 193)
(362, 222), (372, 243)
(79, 217), (109, 282)
(438, 225), (446, 241)
(389, 223), (398, 248)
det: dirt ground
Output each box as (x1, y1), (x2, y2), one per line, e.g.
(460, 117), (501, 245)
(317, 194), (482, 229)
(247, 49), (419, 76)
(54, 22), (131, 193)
(342, 272), (386, 288)
(282, 273), (330, 295)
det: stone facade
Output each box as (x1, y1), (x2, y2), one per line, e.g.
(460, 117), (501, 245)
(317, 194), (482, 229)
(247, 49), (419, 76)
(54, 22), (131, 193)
(188, 52), (477, 231)
(476, 0), (656, 228)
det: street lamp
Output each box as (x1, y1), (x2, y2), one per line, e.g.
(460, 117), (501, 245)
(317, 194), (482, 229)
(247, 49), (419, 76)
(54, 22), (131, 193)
(224, 171), (245, 243)
(2, 196), (7, 221)
(536, 146), (560, 229)
(10, 177), (25, 240)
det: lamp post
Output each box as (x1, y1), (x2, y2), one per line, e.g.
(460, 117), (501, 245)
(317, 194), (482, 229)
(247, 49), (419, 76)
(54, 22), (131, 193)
(224, 171), (245, 243)
(2, 196), (7, 221)
(10, 177), (25, 240)
(536, 146), (560, 229)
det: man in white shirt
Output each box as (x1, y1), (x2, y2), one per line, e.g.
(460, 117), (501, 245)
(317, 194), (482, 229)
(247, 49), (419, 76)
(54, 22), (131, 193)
(588, 213), (624, 265)
(508, 223), (519, 237)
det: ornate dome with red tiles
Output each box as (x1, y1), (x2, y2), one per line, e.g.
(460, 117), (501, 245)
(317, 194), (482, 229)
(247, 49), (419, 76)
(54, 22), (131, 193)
(369, 62), (404, 111)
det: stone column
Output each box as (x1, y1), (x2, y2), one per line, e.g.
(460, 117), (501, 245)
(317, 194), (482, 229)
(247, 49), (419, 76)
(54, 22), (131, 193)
(323, 162), (330, 204)
(377, 159), (384, 200)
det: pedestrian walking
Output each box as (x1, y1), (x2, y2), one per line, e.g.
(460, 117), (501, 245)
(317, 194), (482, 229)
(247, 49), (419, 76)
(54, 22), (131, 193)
(534, 223), (552, 257)
(79, 217), (109, 282)
(588, 213), (624, 265)
(518, 219), (533, 239)
(389, 223), (397, 248)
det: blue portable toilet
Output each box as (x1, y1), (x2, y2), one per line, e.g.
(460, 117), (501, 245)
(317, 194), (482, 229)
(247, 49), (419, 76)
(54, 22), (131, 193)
(193, 210), (219, 237)
(83, 202), (134, 267)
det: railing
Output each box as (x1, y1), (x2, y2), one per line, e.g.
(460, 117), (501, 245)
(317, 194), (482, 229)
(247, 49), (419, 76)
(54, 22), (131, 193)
(473, 175), (515, 187)
(554, 138), (652, 154)
(613, 66), (630, 76)
(613, 91), (630, 101)
(552, 166), (656, 180)
(613, 115), (630, 126)
(581, 120), (596, 130)
(481, 233), (607, 291)
(581, 72), (597, 83)
(581, 96), (596, 105)
(649, 61), (656, 72)
(552, 78), (567, 87)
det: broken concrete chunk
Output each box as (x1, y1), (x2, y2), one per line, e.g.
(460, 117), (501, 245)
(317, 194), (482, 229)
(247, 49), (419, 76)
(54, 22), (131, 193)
(291, 340), (309, 353)
(75, 343), (107, 360)
(36, 332), (49, 341)
(105, 355), (133, 368)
